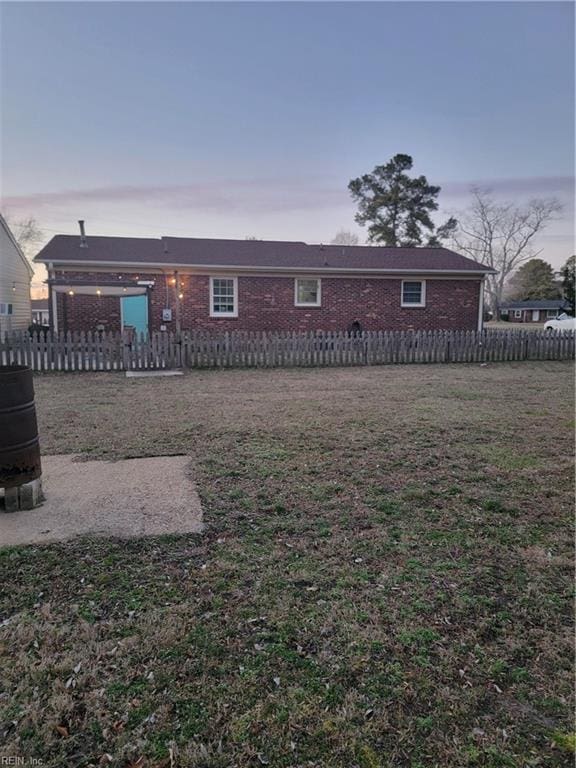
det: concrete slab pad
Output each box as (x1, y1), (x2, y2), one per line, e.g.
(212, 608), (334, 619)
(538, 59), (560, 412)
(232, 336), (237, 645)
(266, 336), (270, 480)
(0, 455), (203, 547)
(126, 370), (183, 378)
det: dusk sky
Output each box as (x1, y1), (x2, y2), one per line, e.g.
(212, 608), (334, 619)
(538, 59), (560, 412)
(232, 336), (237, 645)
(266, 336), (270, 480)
(1, 1), (574, 292)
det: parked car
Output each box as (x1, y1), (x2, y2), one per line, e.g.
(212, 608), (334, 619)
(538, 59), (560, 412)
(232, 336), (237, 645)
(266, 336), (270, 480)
(544, 313), (576, 332)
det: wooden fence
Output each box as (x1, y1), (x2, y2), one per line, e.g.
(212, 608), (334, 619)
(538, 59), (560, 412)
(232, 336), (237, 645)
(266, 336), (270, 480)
(0, 329), (574, 372)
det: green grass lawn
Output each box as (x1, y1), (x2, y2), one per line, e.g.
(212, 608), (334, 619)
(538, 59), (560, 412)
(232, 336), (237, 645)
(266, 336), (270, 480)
(1, 361), (574, 767)
(485, 322), (550, 331)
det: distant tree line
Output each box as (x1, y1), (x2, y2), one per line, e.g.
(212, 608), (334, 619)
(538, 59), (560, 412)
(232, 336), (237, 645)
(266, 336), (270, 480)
(503, 255), (575, 314)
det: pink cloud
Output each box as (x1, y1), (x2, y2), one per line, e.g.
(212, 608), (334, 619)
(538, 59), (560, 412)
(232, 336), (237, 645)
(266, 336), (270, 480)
(1, 177), (349, 215)
(3, 175), (572, 225)
(441, 175), (574, 199)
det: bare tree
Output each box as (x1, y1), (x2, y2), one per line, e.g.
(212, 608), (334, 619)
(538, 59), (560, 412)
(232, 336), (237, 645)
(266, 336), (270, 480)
(330, 230), (360, 246)
(450, 189), (562, 312)
(5, 215), (43, 258)
(3, 215), (47, 297)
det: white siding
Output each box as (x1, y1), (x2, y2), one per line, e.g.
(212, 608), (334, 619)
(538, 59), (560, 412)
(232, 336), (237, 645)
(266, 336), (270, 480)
(0, 216), (33, 332)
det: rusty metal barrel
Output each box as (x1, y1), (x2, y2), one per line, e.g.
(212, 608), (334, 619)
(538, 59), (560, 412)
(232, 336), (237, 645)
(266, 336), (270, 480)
(0, 365), (42, 488)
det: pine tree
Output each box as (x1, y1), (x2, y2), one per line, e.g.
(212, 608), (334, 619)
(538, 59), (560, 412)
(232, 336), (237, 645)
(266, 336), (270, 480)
(507, 259), (559, 301)
(348, 154), (456, 246)
(561, 255), (575, 313)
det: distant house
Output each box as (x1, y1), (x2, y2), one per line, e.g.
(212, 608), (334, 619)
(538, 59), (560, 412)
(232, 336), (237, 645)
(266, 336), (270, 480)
(34, 224), (496, 335)
(0, 213), (34, 332)
(499, 299), (570, 324)
(31, 298), (49, 326)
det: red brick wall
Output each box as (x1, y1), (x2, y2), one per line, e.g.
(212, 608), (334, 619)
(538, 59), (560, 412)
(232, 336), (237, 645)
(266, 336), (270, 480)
(56, 291), (122, 332)
(53, 270), (481, 332)
(520, 309), (550, 324)
(501, 309), (553, 324)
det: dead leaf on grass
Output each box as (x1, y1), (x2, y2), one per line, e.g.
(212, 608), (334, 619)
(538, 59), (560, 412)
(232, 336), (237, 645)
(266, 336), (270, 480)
(126, 757), (146, 768)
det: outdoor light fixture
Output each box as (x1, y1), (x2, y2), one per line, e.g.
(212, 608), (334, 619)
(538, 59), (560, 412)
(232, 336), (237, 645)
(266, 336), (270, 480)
(178, 293), (184, 300)
(96, 289), (101, 296)
(68, 290), (74, 296)
(12, 282), (16, 292)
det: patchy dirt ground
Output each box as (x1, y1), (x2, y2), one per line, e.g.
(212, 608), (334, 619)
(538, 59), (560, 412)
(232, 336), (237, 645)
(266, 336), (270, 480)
(0, 361), (574, 767)
(0, 455), (203, 546)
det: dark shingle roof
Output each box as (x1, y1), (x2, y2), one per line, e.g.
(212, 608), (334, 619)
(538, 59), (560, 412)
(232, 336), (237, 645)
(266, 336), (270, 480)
(31, 298), (48, 309)
(35, 234), (495, 274)
(500, 299), (569, 310)
(36, 236), (160, 265)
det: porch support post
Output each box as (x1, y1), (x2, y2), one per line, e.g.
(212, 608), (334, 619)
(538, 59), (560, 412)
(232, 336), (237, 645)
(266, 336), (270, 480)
(477, 277), (485, 332)
(49, 264), (59, 333)
(174, 270), (181, 334)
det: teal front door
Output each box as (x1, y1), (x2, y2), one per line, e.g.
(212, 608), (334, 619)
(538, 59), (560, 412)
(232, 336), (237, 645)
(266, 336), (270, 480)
(121, 295), (148, 336)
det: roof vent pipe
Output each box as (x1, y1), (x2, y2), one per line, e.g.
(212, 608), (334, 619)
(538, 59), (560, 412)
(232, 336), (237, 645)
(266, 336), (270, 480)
(78, 220), (87, 248)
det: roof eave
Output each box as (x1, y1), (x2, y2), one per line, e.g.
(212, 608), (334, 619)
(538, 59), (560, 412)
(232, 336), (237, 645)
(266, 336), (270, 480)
(35, 258), (497, 276)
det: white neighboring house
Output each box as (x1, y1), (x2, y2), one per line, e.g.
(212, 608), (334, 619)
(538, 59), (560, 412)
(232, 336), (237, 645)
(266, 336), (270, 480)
(0, 213), (34, 332)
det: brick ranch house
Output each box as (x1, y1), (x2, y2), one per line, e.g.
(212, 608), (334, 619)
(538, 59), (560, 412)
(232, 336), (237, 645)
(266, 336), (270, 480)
(35, 226), (495, 335)
(499, 299), (570, 324)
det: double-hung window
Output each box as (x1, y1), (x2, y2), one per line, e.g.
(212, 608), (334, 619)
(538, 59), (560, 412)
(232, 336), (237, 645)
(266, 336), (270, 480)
(401, 280), (426, 308)
(0, 303), (13, 316)
(210, 277), (238, 318)
(295, 278), (321, 307)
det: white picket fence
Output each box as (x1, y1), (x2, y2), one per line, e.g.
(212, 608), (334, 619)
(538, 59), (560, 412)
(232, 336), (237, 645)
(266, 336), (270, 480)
(0, 329), (574, 372)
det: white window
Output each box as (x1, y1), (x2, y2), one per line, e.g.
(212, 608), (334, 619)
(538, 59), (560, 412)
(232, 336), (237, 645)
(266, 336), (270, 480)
(210, 277), (238, 318)
(401, 280), (426, 307)
(295, 278), (321, 307)
(514, 310), (522, 319)
(0, 303), (13, 316)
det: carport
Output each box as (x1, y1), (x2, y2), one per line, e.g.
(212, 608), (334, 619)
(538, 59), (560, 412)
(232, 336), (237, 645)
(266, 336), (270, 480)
(48, 280), (152, 334)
